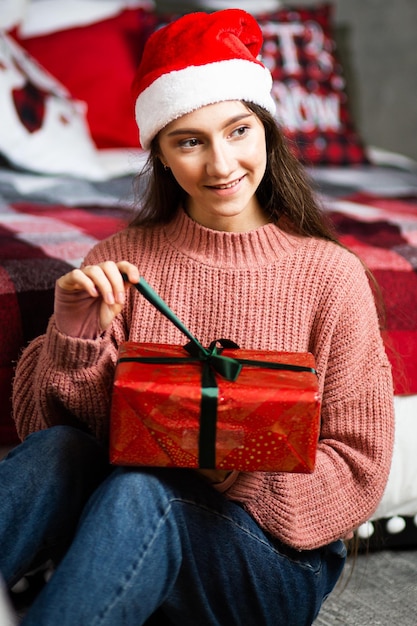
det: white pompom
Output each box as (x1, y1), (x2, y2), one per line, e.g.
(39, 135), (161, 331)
(386, 516), (406, 534)
(357, 521), (375, 539)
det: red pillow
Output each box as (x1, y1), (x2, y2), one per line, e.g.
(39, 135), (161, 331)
(257, 4), (368, 165)
(15, 8), (157, 149)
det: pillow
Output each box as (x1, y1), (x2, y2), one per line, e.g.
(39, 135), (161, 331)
(257, 4), (368, 165)
(15, 8), (157, 149)
(0, 32), (106, 179)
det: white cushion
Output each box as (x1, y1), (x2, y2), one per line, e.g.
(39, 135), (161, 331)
(0, 32), (106, 180)
(373, 395), (417, 519)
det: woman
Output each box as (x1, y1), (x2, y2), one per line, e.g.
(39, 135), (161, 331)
(1, 9), (394, 625)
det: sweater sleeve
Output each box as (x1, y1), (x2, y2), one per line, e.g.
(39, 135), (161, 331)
(12, 241), (130, 443)
(12, 318), (125, 442)
(226, 260), (395, 550)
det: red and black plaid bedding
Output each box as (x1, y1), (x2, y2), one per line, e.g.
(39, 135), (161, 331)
(0, 194), (129, 444)
(322, 191), (417, 397)
(1, 167), (417, 444)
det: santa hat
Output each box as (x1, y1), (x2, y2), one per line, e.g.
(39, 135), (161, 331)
(132, 9), (276, 150)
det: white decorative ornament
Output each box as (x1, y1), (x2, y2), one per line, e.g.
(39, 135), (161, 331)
(357, 521), (375, 539)
(386, 516), (406, 535)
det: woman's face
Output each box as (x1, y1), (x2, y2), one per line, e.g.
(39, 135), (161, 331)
(158, 101), (268, 232)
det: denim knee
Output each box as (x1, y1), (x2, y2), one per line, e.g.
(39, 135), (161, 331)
(6, 426), (108, 482)
(20, 425), (105, 461)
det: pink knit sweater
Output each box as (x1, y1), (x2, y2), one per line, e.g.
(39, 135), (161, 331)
(13, 209), (394, 550)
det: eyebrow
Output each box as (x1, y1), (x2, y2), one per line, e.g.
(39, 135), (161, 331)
(165, 113), (255, 137)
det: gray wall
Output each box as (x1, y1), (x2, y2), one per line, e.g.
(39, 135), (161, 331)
(335, 0), (417, 161)
(155, 0), (417, 161)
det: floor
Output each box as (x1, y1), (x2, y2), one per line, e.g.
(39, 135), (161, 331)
(314, 549), (417, 625)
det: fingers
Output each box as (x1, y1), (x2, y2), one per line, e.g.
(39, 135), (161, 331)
(117, 261), (140, 287)
(87, 263), (125, 305)
(57, 268), (100, 298)
(83, 262), (140, 305)
(57, 261), (140, 305)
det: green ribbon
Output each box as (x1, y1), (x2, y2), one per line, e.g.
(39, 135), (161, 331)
(120, 274), (316, 468)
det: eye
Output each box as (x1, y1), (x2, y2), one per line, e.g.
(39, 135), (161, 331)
(179, 137), (201, 149)
(230, 125), (250, 139)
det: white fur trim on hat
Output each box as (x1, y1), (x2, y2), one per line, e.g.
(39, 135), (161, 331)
(135, 58), (276, 150)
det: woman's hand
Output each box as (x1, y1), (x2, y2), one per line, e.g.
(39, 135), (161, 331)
(57, 261), (140, 332)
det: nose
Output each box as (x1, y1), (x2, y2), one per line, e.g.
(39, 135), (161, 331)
(205, 140), (236, 178)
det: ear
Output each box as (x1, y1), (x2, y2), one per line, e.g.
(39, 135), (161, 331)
(157, 153), (166, 166)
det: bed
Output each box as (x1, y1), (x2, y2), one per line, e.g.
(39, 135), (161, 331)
(1, 1), (417, 550)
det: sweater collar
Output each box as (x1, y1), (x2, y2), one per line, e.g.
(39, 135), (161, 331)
(163, 209), (303, 269)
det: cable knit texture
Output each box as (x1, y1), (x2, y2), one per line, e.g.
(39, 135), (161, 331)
(12, 209), (394, 550)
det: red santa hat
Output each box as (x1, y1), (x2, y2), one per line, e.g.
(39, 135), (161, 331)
(132, 9), (276, 150)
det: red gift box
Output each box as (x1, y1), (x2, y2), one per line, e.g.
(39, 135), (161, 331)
(110, 341), (321, 472)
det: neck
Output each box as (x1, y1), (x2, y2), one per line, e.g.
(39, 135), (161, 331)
(184, 199), (270, 233)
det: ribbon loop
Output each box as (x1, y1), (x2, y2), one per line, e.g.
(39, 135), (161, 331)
(184, 340), (242, 382)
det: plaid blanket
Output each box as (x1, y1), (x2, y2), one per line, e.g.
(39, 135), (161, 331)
(0, 171), (134, 443)
(322, 191), (417, 397)
(1, 165), (416, 444)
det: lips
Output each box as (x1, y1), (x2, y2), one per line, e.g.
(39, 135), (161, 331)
(209, 175), (245, 190)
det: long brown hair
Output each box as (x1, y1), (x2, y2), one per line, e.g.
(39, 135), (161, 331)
(129, 101), (338, 244)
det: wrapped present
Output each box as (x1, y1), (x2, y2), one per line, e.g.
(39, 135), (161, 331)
(109, 277), (321, 472)
(110, 341), (321, 472)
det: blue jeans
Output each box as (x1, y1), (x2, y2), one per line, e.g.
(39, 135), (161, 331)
(0, 426), (346, 625)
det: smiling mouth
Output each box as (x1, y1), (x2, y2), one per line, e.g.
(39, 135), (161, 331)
(209, 176), (245, 190)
